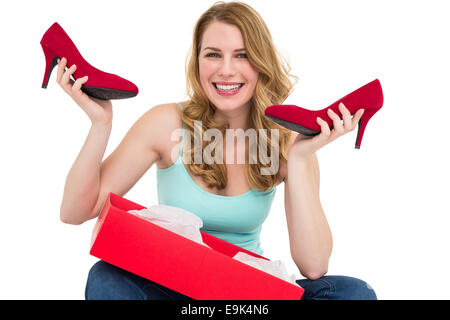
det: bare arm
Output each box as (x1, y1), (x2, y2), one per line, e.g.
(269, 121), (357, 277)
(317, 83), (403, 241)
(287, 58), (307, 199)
(60, 122), (113, 224)
(60, 105), (169, 225)
(284, 135), (333, 280)
(283, 103), (364, 279)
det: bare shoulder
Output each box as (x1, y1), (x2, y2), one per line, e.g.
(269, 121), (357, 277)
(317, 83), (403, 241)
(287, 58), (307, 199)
(140, 101), (184, 127)
(139, 101), (187, 168)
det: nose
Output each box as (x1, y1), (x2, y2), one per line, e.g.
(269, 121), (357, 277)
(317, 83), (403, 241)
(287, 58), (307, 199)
(217, 55), (236, 78)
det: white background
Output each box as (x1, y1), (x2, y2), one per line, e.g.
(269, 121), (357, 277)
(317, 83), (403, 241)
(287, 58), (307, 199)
(1, 0), (449, 299)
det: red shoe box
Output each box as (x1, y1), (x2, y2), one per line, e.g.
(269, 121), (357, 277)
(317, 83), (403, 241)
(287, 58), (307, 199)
(90, 193), (304, 300)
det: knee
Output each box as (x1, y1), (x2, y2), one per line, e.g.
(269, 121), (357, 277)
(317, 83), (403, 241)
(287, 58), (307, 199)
(85, 260), (144, 300)
(331, 275), (377, 300)
(86, 260), (119, 284)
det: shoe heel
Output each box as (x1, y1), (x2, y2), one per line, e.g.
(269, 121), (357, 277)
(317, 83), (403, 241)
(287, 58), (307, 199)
(41, 44), (59, 88)
(355, 109), (377, 149)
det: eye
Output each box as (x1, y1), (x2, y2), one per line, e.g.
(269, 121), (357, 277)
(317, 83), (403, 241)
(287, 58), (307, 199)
(204, 52), (248, 58)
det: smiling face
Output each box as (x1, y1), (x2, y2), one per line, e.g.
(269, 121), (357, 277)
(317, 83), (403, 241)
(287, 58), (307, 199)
(198, 21), (259, 112)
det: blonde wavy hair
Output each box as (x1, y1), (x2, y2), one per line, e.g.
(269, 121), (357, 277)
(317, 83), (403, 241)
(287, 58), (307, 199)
(181, 1), (298, 192)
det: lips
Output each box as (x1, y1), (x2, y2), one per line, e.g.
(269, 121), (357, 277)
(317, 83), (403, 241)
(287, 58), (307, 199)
(213, 82), (244, 96)
(213, 82), (244, 90)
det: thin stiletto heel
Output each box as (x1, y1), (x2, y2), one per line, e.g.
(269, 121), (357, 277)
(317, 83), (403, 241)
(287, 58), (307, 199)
(41, 44), (59, 88)
(355, 109), (377, 149)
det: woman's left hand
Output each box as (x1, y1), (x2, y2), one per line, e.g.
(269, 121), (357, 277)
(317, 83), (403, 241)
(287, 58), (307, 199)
(288, 103), (365, 158)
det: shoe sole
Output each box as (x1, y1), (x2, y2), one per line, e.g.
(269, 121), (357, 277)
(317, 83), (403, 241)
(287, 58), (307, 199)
(81, 86), (138, 100)
(265, 115), (320, 136)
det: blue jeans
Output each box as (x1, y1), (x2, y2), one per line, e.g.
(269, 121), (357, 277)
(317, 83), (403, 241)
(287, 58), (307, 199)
(85, 260), (377, 300)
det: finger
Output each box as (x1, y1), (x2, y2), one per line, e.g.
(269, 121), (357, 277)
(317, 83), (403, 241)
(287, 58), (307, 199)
(61, 64), (77, 89)
(316, 117), (331, 136)
(312, 117), (332, 147)
(56, 57), (67, 84)
(72, 76), (88, 92)
(338, 102), (353, 131)
(327, 108), (344, 137)
(351, 109), (365, 130)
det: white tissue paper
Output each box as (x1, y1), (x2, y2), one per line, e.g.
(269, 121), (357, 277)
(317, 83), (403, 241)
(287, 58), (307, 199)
(128, 205), (211, 249)
(232, 251), (300, 287)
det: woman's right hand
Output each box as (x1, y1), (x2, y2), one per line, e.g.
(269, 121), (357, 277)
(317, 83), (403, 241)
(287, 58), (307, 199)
(56, 57), (113, 125)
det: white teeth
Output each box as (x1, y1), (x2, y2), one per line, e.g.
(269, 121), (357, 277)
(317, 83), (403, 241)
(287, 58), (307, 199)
(215, 83), (243, 91)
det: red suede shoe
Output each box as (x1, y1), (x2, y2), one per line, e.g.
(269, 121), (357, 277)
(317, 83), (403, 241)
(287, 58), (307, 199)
(265, 79), (384, 149)
(40, 22), (139, 100)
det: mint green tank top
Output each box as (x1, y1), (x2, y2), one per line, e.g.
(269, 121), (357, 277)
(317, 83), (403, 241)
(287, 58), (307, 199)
(156, 103), (276, 255)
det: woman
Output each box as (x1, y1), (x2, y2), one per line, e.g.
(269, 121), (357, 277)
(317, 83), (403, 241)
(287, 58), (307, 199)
(58, 1), (376, 300)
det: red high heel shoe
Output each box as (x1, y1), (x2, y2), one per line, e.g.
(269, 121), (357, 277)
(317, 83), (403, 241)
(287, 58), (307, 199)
(40, 22), (139, 100)
(265, 79), (384, 149)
